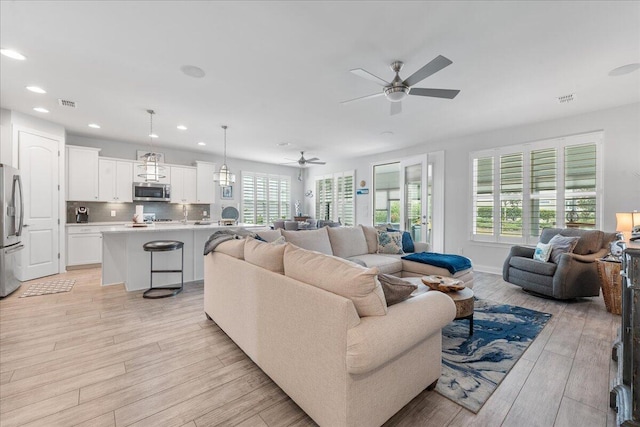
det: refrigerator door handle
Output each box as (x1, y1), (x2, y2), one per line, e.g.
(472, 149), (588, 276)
(13, 175), (24, 237)
(5, 244), (24, 254)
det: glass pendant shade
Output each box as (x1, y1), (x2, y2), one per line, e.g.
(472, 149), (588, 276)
(214, 125), (235, 187)
(137, 109), (165, 182)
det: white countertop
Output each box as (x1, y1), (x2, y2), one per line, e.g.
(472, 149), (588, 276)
(98, 222), (267, 234)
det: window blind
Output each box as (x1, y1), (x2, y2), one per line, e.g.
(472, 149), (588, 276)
(241, 172), (291, 225)
(530, 148), (557, 237)
(564, 143), (597, 228)
(472, 157), (494, 236)
(500, 153), (523, 237)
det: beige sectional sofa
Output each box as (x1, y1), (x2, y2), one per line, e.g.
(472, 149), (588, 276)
(258, 225), (474, 287)
(203, 235), (458, 427)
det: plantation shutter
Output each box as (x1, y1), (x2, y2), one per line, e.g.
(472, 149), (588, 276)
(280, 178), (290, 219)
(255, 175), (268, 225)
(565, 143), (597, 228)
(473, 157), (494, 236)
(529, 148), (557, 237)
(499, 153), (523, 237)
(242, 173), (255, 224)
(267, 176), (280, 224)
(342, 173), (354, 226)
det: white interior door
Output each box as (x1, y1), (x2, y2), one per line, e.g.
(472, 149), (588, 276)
(17, 131), (60, 281)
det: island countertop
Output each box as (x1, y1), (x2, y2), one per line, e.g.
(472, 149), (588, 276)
(101, 223), (270, 291)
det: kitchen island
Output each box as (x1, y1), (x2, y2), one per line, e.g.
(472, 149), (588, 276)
(101, 222), (267, 291)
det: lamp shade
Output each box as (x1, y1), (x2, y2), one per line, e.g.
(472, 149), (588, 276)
(616, 212), (634, 232)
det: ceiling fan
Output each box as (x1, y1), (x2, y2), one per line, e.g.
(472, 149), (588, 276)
(341, 55), (460, 115)
(284, 151), (326, 167)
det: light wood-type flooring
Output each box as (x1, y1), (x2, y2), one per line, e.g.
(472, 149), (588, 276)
(0, 267), (619, 426)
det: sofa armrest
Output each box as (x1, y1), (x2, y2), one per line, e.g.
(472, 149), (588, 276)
(503, 245), (536, 281)
(346, 291), (456, 375)
(413, 242), (429, 253)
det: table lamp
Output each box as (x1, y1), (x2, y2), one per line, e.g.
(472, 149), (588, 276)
(616, 212), (640, 241)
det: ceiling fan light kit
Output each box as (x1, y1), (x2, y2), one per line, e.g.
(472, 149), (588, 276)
(137, 109), (166, 182)
(213, 125), (236, 187)
(342, 54), (461, 115)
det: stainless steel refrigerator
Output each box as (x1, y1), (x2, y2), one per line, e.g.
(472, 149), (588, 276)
(1, 164), (24, 297)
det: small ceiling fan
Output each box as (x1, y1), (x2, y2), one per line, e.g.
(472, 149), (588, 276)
(284, 151), (326, 167)
(341, 55), (460, 115)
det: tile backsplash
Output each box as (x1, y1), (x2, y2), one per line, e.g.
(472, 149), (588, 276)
(66, 201), (211, 223)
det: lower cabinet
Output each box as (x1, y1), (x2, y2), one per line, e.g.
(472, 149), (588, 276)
(67, 228), (102, 266)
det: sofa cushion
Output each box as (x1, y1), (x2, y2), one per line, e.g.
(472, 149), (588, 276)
(560, 229), (603, 255)
(327, 226), (369, 258)
(214, 239), (245, 259)
(509, 256), (557, 276)
(377, 231), (404, 254)
(244, 237), (285, 274)
(282, 227), (333, 255)
(548, 234), (579, 264)
(377, 274), (417, 306)
(387, 228), (415, 253)
(347, 254), (403, 275)
(360, 225), (380, 254)
(533, 242), (552, 262)
(256, 229), (282, 243)
(283, 244), (387, 317)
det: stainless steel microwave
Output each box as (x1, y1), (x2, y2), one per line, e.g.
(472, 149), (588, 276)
(132, 182), (171, 202)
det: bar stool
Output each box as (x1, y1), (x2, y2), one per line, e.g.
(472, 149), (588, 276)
(142, 240), (184, 299)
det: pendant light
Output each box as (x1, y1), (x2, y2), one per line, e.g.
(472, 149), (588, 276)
(137, 109), (166, 182)
(213, 125), (236, 186)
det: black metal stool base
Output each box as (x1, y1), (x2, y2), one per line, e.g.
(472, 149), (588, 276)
(143, 286), (183, 299)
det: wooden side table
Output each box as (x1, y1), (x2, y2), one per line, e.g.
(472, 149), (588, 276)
(596, 259), (622, 315)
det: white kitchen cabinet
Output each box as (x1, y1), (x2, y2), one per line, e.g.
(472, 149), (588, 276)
(98, 158), (133, 202)
(132, 161), (171, 184)
(66, 145), (100, 201)
(66, 226), (102, 266)
(170, 166), (197, 203)
(195, 161), (216, 204)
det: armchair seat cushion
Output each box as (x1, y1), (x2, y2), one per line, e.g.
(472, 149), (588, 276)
(509, 256), (557, 276)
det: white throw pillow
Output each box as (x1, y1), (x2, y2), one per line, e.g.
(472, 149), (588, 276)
(533, 242), (552, 262)
(283, 244), (388, 317)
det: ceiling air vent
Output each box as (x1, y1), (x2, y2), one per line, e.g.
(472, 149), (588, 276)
(557, 93), (575, 104)
(58, 99), (77, 108)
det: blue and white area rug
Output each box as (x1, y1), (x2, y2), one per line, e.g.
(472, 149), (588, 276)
(436, 298), (551, 413)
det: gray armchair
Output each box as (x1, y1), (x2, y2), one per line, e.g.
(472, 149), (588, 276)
(503, 228), (616, 299)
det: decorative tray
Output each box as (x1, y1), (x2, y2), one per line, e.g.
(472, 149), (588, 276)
(421, 275), (465, 292)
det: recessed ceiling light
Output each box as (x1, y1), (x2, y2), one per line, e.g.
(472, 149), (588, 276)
(380, 131), (394, 137)
(609, 63), (640, 76)
(198, 142), (206, 146)
(277, 142), (291, 147)
(88, 123), (101, 129)
(33, 107), (49, 113)
(0, 49), (26, 60)
(26, 86), (46, 94)
(180, 65), (206, 78)
(177, 125), (188, 130)
(149, 133), (159, 139)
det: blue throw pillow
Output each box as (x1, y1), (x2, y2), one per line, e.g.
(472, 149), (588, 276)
(387, 228), (415, 253)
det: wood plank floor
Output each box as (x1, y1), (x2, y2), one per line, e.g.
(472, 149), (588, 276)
(0, 268), (619, 426)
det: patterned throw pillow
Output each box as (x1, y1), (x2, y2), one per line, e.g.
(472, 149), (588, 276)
(533, 242), (552, 262)
(547, 234), (580, 264)
(377, 231), (404, 254)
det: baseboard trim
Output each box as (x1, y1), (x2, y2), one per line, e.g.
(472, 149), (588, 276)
(472, 264), (502, 275)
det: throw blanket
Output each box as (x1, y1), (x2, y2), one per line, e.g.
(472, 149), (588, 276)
(401, 252), (472, 274)
(203, 228), (257, 256)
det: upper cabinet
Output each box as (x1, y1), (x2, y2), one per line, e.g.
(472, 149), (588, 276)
(66, 145), (100, 201)
(195, 161), (216, 204)
(170, 166), (197, 203)
(98, 158), (134, 202)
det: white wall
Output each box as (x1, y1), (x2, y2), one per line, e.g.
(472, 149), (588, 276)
(306, 102), (640, 273)
(66, 134), (304, 219)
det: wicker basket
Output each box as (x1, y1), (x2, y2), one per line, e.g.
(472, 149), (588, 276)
(596, 260), (622, 315)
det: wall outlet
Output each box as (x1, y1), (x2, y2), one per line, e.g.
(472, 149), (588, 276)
(110, 210), (116, 217)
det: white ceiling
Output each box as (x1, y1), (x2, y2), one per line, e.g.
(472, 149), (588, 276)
(1, 1), (639, 166)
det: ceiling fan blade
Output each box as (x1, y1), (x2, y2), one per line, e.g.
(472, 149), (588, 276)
(390, 101), (402, 116)
(307, 161), (326, 165)
(403, 55), (453, 87)
(409, 88), (460, 99)
(350, 68), (390, 86)
(340, 92), (384, 104)
(305, 157), (320, 162)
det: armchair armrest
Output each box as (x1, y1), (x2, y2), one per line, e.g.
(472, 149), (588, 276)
(563, 248), (608, 263)
(346, 291), (455, 375)
(503, 245), (536, 281)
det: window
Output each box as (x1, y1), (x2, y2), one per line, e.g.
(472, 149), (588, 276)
(373, 163), (401, 227)
(242, 172), (290, 225)
(315, 171), (355, 225)
(470, 131), (602, 244)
